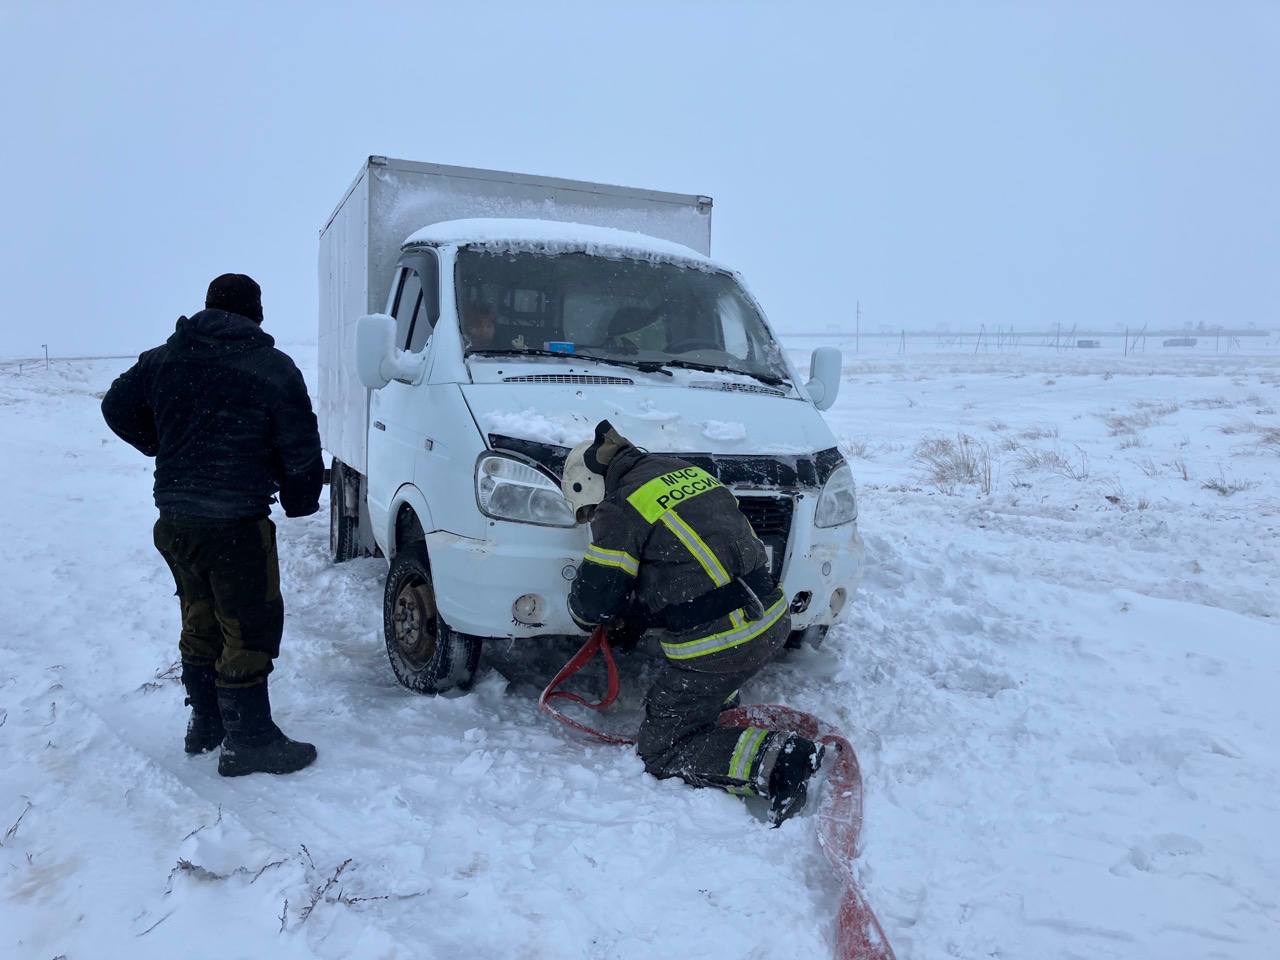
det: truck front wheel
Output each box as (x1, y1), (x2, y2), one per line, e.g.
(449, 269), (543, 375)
(383, 541), (481, 694)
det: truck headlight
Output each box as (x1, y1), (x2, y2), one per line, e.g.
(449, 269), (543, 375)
(476, 455), (576, 527)
(814, 463), (858, 528)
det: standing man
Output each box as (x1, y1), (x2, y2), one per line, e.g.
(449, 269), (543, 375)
(562, 421), (825, 825)
(102, 274), (323, 777)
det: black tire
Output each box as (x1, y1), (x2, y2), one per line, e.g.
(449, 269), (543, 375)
(784, 624), (829, 650)
(383, 541), (482, 695)
(329, 459), (359, 564)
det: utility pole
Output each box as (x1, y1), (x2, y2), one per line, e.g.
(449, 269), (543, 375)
(41, 344), (49, 371)
(855, 300), (861, 354)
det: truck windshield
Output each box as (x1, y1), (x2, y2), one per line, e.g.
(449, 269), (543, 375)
(455, 249), (791, 385)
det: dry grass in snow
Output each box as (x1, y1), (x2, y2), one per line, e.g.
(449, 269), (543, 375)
(912, 433), (994, 495)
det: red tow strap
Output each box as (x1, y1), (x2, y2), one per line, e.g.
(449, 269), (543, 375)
(539, 628), (897, 960)
(537, 627), (635, 746)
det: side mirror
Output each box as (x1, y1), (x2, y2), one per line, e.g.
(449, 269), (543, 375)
(355, 314), (426, 390)
(806, 347), (842, 411)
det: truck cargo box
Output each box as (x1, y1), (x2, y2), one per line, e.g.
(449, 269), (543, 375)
(317, 156), (714, 473)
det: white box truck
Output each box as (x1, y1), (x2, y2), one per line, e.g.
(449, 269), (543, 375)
(320, 156), (863, 694)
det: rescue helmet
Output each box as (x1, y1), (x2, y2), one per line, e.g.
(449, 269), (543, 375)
(562, 419), (630, 523)
(562, 440), (606, 523)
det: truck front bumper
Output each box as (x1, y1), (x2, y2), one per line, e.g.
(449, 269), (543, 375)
(778, 507), (865, 631)
(426, 529), (586, 638)
(426, 506), (865, 641)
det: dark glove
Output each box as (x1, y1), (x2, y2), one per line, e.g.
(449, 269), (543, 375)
(605, 608), (647, 654)
(279, 460), (324, 518)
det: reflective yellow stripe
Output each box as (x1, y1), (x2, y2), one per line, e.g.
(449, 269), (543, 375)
(727, 726), (769, 796)
(661, 510), (729, 586)
(660, 509), (746, 628)
(627, 467), (723, 524)
(660, 597), (788, 661)
(583, 544), (639, 577)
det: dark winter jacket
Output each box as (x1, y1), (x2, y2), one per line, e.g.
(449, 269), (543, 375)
(568, 446), (789, 672)
(101, 309), (323, 520)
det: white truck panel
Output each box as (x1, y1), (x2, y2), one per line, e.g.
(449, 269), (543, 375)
(317, 168), (372, 475)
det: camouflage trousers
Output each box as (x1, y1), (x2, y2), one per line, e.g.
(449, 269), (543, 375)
(153, 515), (284, 688)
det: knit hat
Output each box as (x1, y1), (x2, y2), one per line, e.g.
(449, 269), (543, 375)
(205, 273), (263, 323)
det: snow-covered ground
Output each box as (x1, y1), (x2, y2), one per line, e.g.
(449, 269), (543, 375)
(3, 338), (1279, 959)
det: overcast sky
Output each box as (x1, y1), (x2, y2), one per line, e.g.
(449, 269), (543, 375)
(2, 2), (1276, 357)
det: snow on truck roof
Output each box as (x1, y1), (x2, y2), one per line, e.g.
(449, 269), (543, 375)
(404, 218), (722, 270)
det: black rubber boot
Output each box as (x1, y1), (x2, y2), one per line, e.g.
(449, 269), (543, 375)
(216, 681), (316, 777)
(767, 734), (825, 827)
(182, 662), (224, 755)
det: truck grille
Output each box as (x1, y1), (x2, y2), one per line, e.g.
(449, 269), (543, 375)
(736, 495), (794, 581)
(502, 374), (634, 386)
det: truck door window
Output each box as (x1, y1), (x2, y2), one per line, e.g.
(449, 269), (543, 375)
(406, 250), (440, 353)
(393, 270), (423, 350)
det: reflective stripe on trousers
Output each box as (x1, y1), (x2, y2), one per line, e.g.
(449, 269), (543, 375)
(726, 726), (770, 796)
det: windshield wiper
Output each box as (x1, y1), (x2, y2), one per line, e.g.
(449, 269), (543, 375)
(470, 349), (673, 376)
(653, 359), (790, 388)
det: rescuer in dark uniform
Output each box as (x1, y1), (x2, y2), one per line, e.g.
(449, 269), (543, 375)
(102, 273), (323, 777)
(563, 420), (824, 824)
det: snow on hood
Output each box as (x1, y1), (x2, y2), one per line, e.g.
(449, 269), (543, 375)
(463, 382), (832, 458)
(405, 218), (722, 271)
(482, 408), (593, 447)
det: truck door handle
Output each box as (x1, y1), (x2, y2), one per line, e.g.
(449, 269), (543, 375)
(373, 420), (386, 431)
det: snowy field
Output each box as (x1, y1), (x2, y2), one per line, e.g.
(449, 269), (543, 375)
(3, 337), (1279, 959)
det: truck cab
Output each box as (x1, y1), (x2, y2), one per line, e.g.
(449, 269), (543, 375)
(320, 160), (862, 694)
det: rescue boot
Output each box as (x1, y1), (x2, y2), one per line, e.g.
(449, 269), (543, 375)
(181, 662), (224, 755)
(216, 681), (316, 777)
(766, 734), (825, 827)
